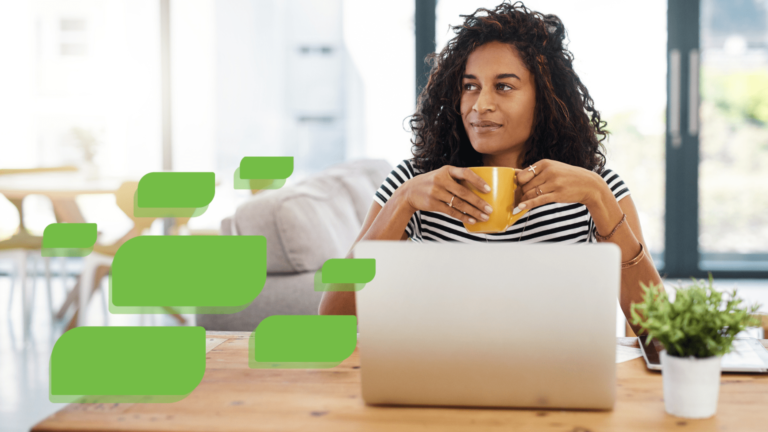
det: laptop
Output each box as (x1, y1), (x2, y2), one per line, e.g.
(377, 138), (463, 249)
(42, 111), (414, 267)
(354, 241), (621, 410)
(639, 335), (768, 373)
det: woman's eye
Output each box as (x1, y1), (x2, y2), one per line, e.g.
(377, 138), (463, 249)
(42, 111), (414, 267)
(497, 83), (513, 91)
(463, 83), (477, 91)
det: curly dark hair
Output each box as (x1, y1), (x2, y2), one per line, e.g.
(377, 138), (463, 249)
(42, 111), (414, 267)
(409, 1), (607, 173)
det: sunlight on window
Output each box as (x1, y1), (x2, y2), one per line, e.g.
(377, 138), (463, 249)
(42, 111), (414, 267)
(699, 0), (768, 254)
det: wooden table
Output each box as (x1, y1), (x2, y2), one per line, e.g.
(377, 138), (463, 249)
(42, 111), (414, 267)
(0, 172), (126, 229)
(32, 334), (768, 432)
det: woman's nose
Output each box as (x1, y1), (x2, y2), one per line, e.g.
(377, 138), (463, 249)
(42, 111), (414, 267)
(473, 87), (496, 113)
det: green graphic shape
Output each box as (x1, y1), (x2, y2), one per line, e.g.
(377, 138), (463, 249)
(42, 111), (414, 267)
(240, 156), (294, 179)
(314, 259), (375, 292)
(233, 168), (287, 190)
(249, 315), (357, 369)
(134, 172), (215, 217)
(322, 258), (375, 283)
(50, 326), (205, 403)
(233, 157), (293, 190)
(110, 236), (266, 314)
(42, 223), (97, 257)
(313, 270), (365, 292)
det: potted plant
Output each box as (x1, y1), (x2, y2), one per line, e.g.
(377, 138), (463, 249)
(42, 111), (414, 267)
(630, 276), (760, 419)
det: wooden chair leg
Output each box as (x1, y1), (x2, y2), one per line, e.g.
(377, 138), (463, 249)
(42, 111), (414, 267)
(56, 280), (80, 320)
(64, 265), (112, 330)
(162, 307), (187, 325)
(61, 264), (187, 328)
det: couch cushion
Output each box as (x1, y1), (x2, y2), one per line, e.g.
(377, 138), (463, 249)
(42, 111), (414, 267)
(220, 216), (233, 235)
(318, 160), (394, 222)
(195, 271), (321, 331)
(232, 159), (391, 274)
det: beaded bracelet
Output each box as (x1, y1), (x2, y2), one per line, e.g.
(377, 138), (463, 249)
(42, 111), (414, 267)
(595, 214), (627, 242)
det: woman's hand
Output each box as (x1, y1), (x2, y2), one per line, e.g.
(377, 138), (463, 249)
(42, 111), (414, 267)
(515, 159), (606, 211)
(399, 165), (493, 225)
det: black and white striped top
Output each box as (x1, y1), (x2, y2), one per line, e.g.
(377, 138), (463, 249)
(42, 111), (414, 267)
(373, 160), (630, 243)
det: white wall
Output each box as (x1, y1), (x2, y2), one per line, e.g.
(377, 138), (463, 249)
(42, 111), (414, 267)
(171, 0), (217, 173)
(343, 0), (416, 168)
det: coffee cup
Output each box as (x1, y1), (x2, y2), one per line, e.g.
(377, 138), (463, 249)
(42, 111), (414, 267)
(460, 166), (528, 233)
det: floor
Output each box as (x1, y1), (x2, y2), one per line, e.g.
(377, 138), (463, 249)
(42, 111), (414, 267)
(0, 258), (767, 432)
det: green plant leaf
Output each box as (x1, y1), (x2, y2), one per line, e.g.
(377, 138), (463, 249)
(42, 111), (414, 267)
(630, 275), (761, 358)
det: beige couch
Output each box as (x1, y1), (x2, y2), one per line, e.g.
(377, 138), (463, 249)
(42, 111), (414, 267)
(196, 159), (392, 331)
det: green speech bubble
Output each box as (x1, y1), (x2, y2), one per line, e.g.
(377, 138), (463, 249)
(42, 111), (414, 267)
(134, 172), (215, 217)
(313, 270), (365, 292)
(233, 157), (293, 190)
(42, 223), (97, 257)
(50, 326), (205, 403)
(240, 156), (294, 179)
(110, 236), (266, 314)
(249, 315), (357, 369)
(233, 168), (287, 190)
(314, 259), (375, 292)
(322, 258), (375, 283)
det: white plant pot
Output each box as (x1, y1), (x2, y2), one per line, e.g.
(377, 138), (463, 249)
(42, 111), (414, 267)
(660, 350), (722, 419)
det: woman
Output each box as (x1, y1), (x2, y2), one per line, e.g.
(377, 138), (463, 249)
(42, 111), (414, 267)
(319, 1), (662, 334)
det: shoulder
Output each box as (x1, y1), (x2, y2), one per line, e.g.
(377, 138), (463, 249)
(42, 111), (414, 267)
(373, 159), (422, 206)
(595, 167), (631, 202)
(391, 159), (421, 180)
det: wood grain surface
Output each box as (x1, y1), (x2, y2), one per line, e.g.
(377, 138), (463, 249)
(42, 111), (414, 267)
(32, 333), (768, 432)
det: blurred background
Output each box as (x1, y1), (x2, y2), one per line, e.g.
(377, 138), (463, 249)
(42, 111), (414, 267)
(1, 0), (767, 430)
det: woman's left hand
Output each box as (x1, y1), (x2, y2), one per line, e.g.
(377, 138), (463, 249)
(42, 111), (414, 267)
(514, 159), (605, 211)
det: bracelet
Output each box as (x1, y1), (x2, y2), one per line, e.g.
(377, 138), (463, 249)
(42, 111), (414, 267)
(595, 214), (627, 242)
(621, 243), (645, 269)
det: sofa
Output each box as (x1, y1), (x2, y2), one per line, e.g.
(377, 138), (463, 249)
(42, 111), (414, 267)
(196, 158), (392, 331)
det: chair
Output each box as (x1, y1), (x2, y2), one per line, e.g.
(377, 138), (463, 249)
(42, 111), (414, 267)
(0, 235), (52, 339)
(56, 182), (185, 328)
(0, 167), (75, 338)
(197, 159), (392, 331)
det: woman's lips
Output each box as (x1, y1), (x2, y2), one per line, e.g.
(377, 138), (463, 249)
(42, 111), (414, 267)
(470, 121), (503, 133)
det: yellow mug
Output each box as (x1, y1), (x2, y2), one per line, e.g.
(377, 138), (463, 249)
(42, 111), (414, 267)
(460, 166), (529, 233)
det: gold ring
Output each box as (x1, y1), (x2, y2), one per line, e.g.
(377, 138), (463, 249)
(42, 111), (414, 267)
(536, 187), (542, 196)
(448, 195), (455, 208)
(528, 165), (537, 175)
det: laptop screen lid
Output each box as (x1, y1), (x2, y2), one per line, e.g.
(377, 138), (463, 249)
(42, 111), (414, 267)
(354, 241), (620, 410)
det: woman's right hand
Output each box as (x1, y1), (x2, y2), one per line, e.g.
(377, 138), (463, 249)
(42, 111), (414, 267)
(398, 165), (493, 225)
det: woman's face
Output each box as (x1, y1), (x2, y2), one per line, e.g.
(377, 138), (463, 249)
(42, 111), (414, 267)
(460, 41), (536, 164)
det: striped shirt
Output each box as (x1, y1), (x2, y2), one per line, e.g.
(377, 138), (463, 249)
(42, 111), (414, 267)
(373, 159), (630, 243)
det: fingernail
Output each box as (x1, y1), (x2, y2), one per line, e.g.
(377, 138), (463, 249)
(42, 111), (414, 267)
(468, 218), (477, 224)
(519, 203), (527, 209)
(480, 213), (489, 221)
(484, 184), (491, 192)
(512, 207), (521, 215)
(484, 205), (493, 213)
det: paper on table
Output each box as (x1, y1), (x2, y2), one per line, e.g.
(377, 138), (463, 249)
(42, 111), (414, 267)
(616, 345), (643, 363)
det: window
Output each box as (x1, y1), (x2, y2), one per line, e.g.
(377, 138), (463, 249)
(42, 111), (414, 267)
(699, 0), (768, 264)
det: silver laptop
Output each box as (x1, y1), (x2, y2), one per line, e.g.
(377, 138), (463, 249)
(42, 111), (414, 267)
(354, 241), (620, 410)
(639, 335), (768, 373)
